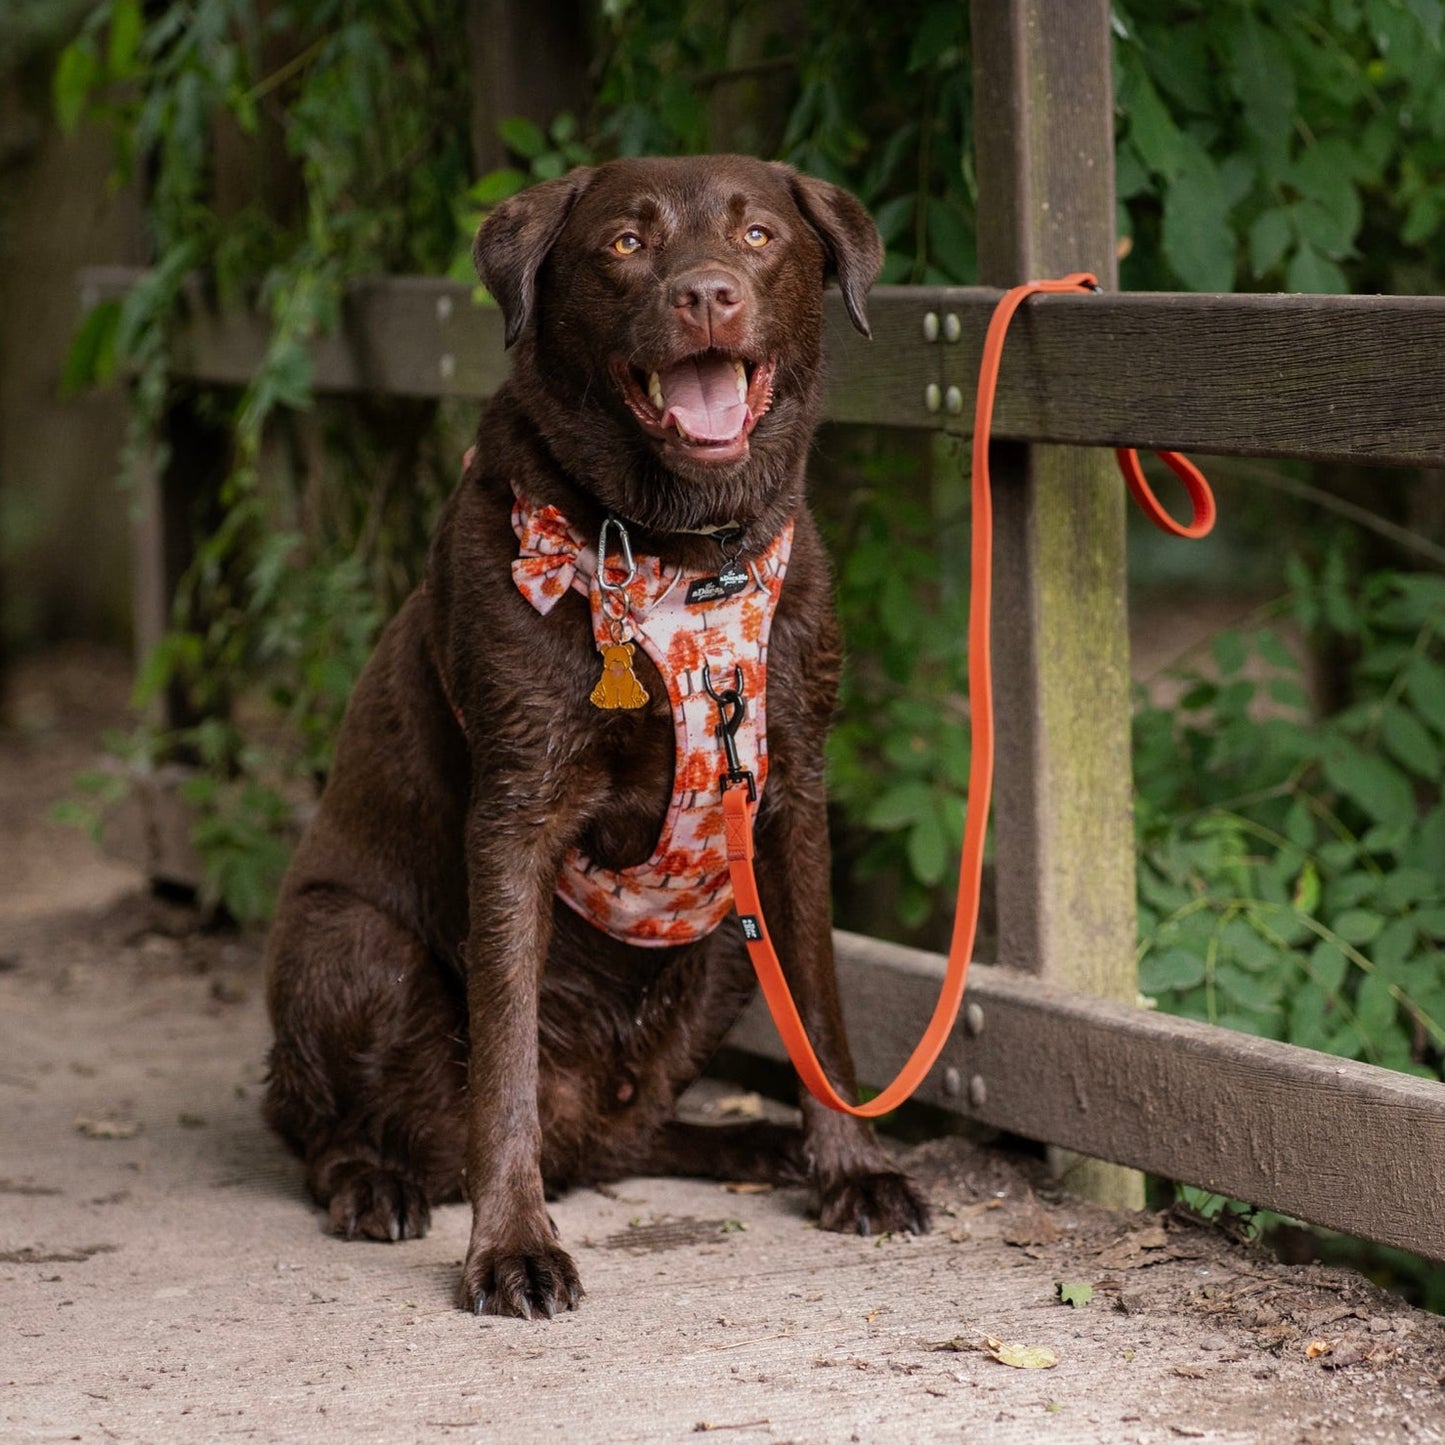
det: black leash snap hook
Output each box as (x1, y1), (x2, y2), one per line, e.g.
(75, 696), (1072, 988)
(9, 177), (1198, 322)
(702, 661), (756, 801)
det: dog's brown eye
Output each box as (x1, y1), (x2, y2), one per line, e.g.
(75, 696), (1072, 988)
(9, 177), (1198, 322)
(743, 225), (771, 249)
(612, 232), (644, 256)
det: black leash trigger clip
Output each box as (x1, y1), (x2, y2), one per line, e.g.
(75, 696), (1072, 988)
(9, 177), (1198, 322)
(702, 661), (756, 801)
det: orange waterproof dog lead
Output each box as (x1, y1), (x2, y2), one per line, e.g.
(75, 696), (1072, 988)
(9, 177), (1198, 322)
(721, 273), (1217, 1116)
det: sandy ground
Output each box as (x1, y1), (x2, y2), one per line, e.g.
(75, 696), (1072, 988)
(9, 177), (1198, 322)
(3, 650), (1443, 1445)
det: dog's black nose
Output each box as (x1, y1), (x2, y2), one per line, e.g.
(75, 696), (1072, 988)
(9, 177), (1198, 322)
(671, 267), (744, 341)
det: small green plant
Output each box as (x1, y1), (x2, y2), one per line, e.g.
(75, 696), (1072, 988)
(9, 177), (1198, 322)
(824, 451), (972, 934)
(1134, 561), (1445, 1078)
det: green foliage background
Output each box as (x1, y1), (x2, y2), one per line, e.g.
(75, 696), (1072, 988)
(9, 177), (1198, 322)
(51, 2), (1445, 1289)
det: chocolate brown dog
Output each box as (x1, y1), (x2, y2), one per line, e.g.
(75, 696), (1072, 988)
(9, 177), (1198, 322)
(263, 154), (930, 1319)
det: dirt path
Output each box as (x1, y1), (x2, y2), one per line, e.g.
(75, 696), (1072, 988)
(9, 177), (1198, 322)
(3, 652), (1443, 1444)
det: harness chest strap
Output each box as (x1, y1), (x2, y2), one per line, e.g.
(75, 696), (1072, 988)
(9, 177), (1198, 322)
(510, 490), (796, 948)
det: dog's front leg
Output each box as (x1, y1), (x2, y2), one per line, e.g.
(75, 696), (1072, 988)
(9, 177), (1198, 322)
(755, 783), (932, 1238)
(456, 793), (584, 1318)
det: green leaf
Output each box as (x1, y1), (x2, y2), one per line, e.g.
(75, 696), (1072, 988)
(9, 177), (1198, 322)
(53, 38), (97, 133)
(1057, 1282), (1094, 1308)
(1284, 799), (1316, 850)
(1407, 657), (1445, 737)
(908, 3), (966, 73)
(1404, 0), (1444, 45)
(907, 807), (949, 887)
(1285, 243), (1348, 294)
(1212, 629), (1247, 678)
(1140, 947), (1206, 993)
(1325, 1020), (1367, 1061)
(469, 168), (528, 205)
(1322, 743), (1414, 829)
(1290, 142), (1364, 256)
(879, 570), (919, 645)
(1362, 823), (1409, 856)
(498, 116), (548, 159)
(1162, 158), (1238, 291)
(1355, 972), (1398, 1041)
(1248, 208), (1293, 277)
(1308, 941), (1349, 993)
(107, 0), (144, 76)
(873, 194), (916, 248)
(866, 781), (936, 831)
(1333, 909), (1383, 945)
(1126, 68), (1187, 181)
(61, 298), (122, 394)
(1381, 706), (1441, 778)
(1215, 961), (1284, 1012)
(1291, 980), (1332, 1051)
(1116, 142), (1149, 200)
(1228, 14), (1295, 164)
(1382, 867), (1435, 911)
(1268, 678), (1311, 712)
(1373, 916), (1416, 970)
(926, 197), (976, 284)
(1256, 629), (1298, 672)
(1401, 191), (1441, 247)
(1292, 862), (1321, 915)
(1414, 907), (1445, 940)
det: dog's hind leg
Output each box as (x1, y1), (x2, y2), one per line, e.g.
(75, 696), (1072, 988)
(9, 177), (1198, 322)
(263, 886), (467, 1242)
(629, 1119), (809, 1185)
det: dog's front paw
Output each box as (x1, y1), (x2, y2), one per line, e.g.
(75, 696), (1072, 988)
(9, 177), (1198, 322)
(325, 1165), (432, 1242)
(458, 1237), (584, 1319)
(818, 1170), (931, 1238)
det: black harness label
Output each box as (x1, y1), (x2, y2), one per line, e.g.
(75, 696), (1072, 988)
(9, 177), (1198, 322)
(686, 565), (749, 606)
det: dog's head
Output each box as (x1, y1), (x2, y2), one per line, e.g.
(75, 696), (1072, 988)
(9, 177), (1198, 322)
(474, 155), (882, 536)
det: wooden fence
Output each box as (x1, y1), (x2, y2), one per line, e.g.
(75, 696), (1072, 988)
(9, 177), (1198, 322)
(84, 0), (1445, 1261)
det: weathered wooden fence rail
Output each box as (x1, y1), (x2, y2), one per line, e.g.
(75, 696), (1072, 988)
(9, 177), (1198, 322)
(80, 270), (1445, 466)
(86, 0), (1445, 1265)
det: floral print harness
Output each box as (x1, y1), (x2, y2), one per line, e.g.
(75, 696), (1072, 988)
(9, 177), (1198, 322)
(510, 490), (793, 948)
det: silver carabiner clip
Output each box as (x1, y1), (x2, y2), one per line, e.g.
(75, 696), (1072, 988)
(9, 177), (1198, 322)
(596, 515), (636, 641)
(597, 515), (636, 599)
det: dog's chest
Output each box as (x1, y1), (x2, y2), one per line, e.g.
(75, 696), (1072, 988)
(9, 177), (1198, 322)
(575, 682), (675, 869)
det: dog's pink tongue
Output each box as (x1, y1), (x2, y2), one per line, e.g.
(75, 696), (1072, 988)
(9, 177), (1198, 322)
(659, 355), (747, 442)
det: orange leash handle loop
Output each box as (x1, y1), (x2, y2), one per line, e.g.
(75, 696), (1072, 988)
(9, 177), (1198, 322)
(723, 274), (1216, 1116)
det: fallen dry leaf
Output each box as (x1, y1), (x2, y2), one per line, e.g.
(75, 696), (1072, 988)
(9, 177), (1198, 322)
(983, 1335), (1059, 1370)
(722, 1182), (772, 1195)
(1305, 1339), (1333, 1360)
(1093, 1224), (1171, 1271)
(1002, 1191), (1062, 1248)
(75, 1117), (141, 1140)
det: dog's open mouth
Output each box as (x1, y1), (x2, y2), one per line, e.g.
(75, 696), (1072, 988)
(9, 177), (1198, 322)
(612, 352), (777, 465)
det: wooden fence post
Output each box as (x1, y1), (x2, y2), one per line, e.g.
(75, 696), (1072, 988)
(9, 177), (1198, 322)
(971, 0), (1145, 1208)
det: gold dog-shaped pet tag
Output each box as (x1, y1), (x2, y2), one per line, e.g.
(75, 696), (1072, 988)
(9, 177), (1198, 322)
(590, 642), (649, 709)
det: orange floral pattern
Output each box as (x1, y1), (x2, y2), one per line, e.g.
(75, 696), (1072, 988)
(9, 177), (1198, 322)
(511, 489), (793, 947)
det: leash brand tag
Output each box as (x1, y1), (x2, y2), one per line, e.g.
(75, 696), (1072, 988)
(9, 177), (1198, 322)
(738, 914), (764, 942)
(686, 564), (749, 606)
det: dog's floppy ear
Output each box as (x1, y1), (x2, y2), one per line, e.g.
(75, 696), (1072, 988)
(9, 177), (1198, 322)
(474, 168), (595, 348)
(776, 166), (885, 338)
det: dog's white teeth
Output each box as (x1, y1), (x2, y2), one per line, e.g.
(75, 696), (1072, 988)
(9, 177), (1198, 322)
(733, 360), (748, 404)
(647, 371), (664, 412)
